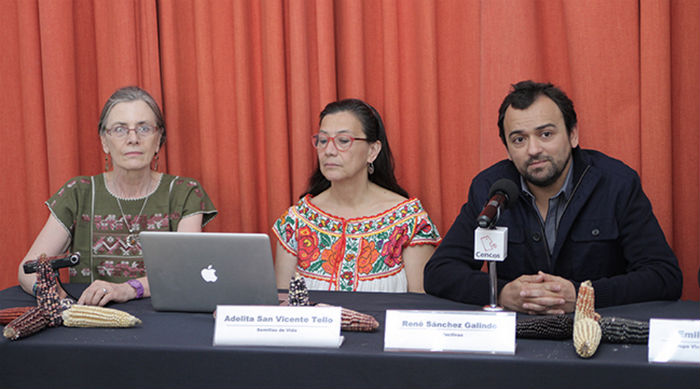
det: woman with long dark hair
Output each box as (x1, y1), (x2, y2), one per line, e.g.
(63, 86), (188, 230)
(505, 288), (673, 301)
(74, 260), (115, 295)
(272, 99), (440, 292)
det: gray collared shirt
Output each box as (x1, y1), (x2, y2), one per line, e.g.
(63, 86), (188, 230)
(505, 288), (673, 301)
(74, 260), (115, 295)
(520, 160), (574, 254)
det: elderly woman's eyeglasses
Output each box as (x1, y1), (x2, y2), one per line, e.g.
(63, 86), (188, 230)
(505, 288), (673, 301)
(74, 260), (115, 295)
(105, 124), (159, 138)
(312, 133), (368, 151)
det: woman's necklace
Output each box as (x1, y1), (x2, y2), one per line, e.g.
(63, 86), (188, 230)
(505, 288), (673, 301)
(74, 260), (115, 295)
(116, 196), (150, 247)
(112, 176), (154, 248)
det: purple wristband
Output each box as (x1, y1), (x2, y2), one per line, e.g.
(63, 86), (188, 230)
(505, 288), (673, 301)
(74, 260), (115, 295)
(126, 279), (144, 299)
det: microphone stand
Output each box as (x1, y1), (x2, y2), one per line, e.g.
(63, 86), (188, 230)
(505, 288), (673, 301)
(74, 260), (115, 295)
(483, 207), (503, 312)
(483, 261), (502, 311)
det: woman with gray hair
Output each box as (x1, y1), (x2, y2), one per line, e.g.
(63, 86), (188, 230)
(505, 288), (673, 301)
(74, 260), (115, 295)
(18, 86), (217, 305)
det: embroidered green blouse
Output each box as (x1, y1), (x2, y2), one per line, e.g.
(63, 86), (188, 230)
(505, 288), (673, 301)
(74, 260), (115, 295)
(46, 173), (217, 283)
(272, 195), (441, 292)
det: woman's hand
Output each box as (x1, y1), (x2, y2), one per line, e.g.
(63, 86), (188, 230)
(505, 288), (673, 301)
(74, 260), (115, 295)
(77, 280), (137, 306)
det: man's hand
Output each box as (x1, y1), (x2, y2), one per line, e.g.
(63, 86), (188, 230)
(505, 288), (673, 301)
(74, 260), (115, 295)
(498, 271), (576, 314)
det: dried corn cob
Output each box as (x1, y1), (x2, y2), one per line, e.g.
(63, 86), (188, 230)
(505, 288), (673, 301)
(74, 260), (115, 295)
(3, 307), (50, 340)
(314, 303), (380, 332)
(340, 307), (380, 332)
(572, 280), (602, 358)
(34, 255), (64, 327)
(287, 274), (379, 332)
(599, 316), (649, 344)
(516, 314), (573, 339)
(0, 306), (34, 325)
(62, 305), (142, 327)
(574, 280), (600, 322)
(288, 273), (310, 306)
(573, 317), (602, 358)
(3, 254), (70, 341)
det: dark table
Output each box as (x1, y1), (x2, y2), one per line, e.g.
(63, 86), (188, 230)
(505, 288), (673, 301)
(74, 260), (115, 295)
(1, 284), (698, 389)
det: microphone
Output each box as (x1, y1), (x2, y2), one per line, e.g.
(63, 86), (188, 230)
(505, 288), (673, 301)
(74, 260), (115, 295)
(476, 179), (520, 228)
(23, 252), (81, 274)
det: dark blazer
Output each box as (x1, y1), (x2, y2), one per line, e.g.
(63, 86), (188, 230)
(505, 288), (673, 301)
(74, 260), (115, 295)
(424, 147), (683, 307)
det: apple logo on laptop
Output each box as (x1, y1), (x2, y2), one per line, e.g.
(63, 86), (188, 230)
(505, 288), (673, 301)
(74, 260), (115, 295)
(200, 264), (218, 282)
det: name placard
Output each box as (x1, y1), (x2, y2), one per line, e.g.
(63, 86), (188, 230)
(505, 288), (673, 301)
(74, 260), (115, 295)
(648, 318), (700, 364)
(213, 305), (343, 348)
(384, 310), (516, 354)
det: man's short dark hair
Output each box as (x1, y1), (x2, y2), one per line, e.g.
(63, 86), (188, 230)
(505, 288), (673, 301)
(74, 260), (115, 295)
(497, 80), (577, 146)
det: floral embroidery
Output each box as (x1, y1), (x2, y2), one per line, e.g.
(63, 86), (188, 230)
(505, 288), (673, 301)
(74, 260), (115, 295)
(340, 271), (354, 286)
(93, 214), (123, 231)
(321, 238), (344, 275)
(416, 218), (432, 234)
(285, 224), (294, 241)
(147, 214), (169, 230)
(296, 226), (321, 269)
(381, 224), (409, 267)
(272, 195), (441, 291)
(97, 260), (145, 278)
(357, 239), (379, 274)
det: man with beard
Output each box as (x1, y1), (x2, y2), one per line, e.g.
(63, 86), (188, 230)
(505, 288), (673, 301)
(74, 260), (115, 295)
(424, 81), (682, 314)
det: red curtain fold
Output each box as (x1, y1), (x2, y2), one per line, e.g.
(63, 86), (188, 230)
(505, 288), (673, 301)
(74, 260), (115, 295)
(1, 0), (698, 300)
(669, 0), (700, 300)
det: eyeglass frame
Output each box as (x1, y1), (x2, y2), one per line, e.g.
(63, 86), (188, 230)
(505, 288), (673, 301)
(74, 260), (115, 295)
(311, 133), (369, 151)
(104, 123), (161, 138)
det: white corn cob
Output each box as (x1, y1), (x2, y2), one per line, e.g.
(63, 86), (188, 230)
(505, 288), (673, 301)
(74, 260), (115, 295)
(573, 317), (602, 358)
(62, 305), (142, 327)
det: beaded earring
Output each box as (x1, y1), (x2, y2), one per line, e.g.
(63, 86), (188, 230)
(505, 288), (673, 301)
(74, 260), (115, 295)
(368, 162), (375, 175)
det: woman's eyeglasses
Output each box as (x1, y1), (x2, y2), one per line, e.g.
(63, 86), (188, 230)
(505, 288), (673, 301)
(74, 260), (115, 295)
(311, 133), (368, 151)
(105, 124), (159, 138)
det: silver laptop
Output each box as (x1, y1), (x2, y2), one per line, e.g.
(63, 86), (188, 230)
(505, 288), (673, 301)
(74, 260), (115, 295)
(140, 231), (279, 312)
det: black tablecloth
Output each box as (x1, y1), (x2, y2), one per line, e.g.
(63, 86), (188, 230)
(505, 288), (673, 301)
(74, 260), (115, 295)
(1, 284), (697, 389)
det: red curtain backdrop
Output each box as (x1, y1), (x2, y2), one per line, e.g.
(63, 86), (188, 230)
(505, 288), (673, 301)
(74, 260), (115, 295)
(1, 0), (698, 300)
